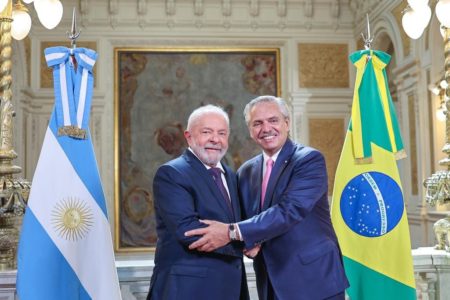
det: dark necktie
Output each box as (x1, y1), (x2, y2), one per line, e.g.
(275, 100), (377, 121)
(208, 167), (234, 215)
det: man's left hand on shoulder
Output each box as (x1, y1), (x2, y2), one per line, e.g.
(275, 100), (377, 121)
(185, 220), (230, 252)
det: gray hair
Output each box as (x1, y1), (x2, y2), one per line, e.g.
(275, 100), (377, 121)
(187, 104), (230, 131)
(243, 95), (290, 124)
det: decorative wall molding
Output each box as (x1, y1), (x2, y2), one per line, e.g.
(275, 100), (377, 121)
(166, 0), (176, 15)
(80, 0), (89, 26)
(137, 0), (148, 28)
(31, 0), (356, 34)
(194, 0), (204, 16)
(304, 0), (313, 17)
(277, 0), (286, 18)
(331, 0), (340, 18)
(222, 0), (231, 17)
(349, 0), (387, 22)
(249, 0), (259, 17)
(109, 0), (119, 28)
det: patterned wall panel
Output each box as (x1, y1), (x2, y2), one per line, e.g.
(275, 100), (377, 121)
(40, 41), (97, 88)
(298, 43), (349, 88)
(309, 118), (346, 196)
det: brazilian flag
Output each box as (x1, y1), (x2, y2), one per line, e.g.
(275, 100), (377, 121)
(331, 50), (416, 299)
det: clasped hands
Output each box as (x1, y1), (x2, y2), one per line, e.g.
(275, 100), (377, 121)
(185, 220), (260, 258)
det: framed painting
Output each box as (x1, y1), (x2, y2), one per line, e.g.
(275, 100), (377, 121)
(114, 47), (280, 251)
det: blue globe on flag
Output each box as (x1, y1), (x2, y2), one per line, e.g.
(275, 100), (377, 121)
(340, 171), (404, 237)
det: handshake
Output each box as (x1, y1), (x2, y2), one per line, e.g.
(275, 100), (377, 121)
(185, 219), (261, 258)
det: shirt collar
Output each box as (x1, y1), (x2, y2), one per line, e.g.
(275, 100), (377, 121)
(262, 148), (282, 164)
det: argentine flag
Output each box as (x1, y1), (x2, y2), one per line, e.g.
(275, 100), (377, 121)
(17, 47), (121, 300)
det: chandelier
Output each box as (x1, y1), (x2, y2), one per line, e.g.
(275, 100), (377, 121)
(0, 0), (63, 40)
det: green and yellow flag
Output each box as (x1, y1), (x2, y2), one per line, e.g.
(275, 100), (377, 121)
(331, 50), (416, 299)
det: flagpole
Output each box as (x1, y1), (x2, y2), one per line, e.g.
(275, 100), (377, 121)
(0, 1), (30, 270)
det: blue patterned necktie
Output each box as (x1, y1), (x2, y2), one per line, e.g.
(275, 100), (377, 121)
(208, 167), (234, 215)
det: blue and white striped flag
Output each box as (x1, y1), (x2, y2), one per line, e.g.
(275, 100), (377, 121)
(17, 47), (121, 300)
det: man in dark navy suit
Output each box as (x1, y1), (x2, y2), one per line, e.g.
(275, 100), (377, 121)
(186, 96), (349, 300)
(147, 105), (249, 300)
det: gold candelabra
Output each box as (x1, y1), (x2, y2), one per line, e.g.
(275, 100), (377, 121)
(0, 1), (30, 270)
(423, 26), (450, 251)
(401, 0), (450, 252)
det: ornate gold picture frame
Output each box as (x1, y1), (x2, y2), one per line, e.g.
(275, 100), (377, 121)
(114, 47), (280, 252)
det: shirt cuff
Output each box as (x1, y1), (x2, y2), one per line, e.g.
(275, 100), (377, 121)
(235, 223), (244, 241)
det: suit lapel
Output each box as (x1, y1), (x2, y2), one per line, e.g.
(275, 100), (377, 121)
(251, 155), (264, 213)
(262, 140), (294, 211)
(223, 166), (239, 222)
(183, 150), (234, 222)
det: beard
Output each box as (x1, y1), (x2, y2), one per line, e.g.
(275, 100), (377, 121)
(191, 141), (227, 166)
